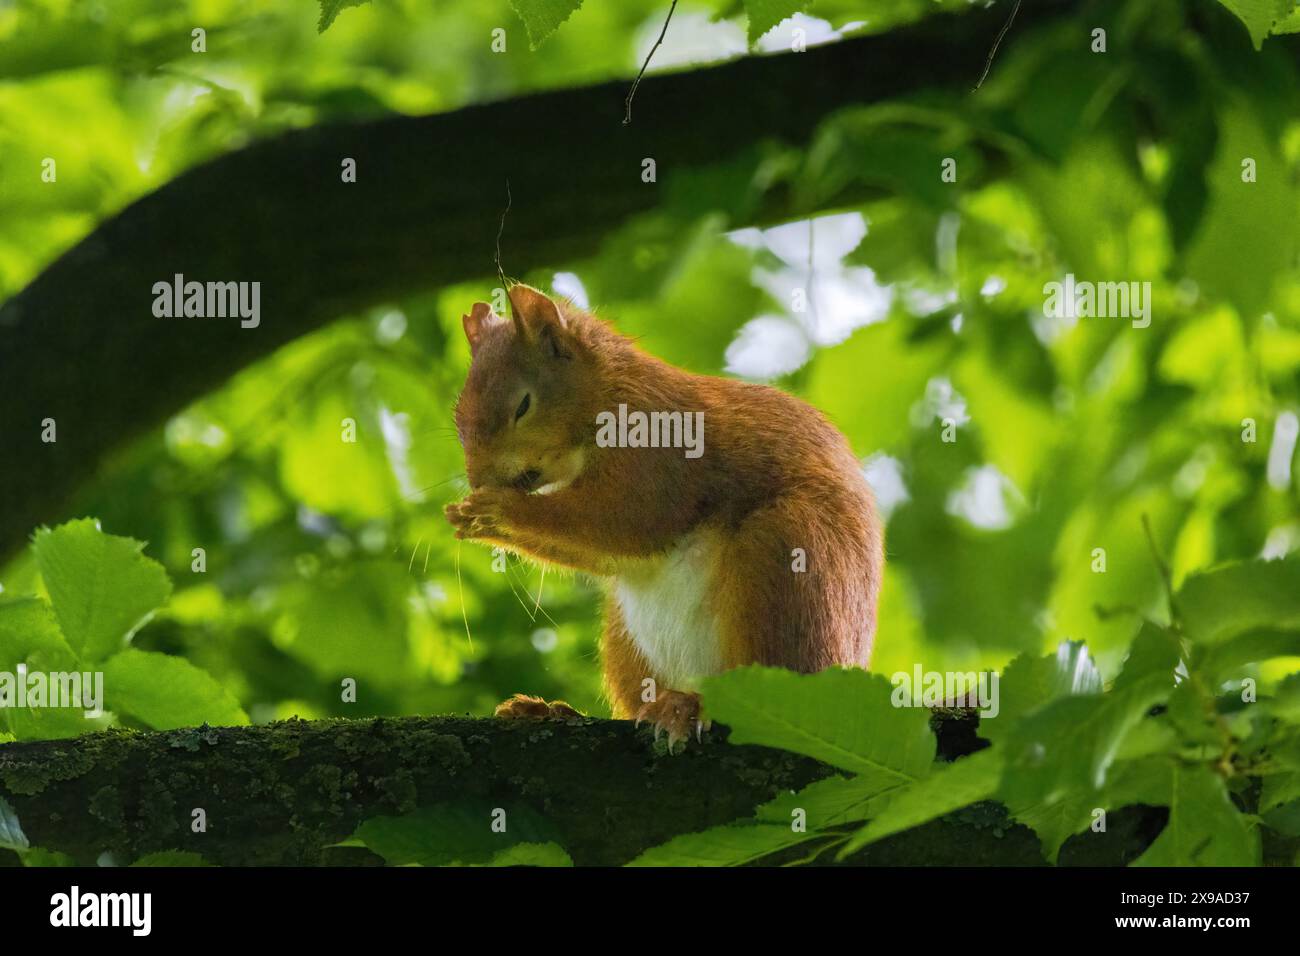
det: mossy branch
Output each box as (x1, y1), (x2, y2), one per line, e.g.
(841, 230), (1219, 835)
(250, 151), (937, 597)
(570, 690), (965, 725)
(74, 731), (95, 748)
(0, 710), (1169, 866)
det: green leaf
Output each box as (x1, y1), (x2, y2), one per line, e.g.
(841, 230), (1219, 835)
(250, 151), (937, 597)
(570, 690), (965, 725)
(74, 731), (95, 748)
(1112, 622), (1183, 692)
(978, 642), (1102, 749)
(1004, 675), (1171, 797)
(1000, 675), (1173, 861)
(1216, 0), (1294, 49)
(0, 597), (75, 668)
(701, 666), (935, 785)
(1261, 773), (1300, 814)
(1009, 756), (1170, 865)
(839, 748), (1003, 856)
(756, 774), (902, 829)
(509, 0), (584, 49)
(485, 842), (572, 867)
(0, 597), (92, 741)
(1197, 629), (1300, 683)
(1261, 799), (1300, 836)
(1274, 7), (1300, 33)
(102, 649), (247, 730)
(1128, 762), (1260, 866)
(1270, 673), (1300, 724)
(744, 0), (810, 44)
(32, 519), (172, 662)
(18, 847), (75, 866)
(1162, 679), (1230, 748)
(1177, 556), (1300, 645)
(1257, 727), (1300, 811)
(130, 850), (212, 867)
(317, 0), (372, 33)
(627, 822), (813, 866)
(349, 802), (561, 867)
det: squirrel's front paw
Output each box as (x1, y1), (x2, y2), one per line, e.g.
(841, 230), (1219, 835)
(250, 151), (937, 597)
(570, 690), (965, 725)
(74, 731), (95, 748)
(635, 689), (710, 753)
(494, 693), (583, 720)
(444, 490), (507, 540)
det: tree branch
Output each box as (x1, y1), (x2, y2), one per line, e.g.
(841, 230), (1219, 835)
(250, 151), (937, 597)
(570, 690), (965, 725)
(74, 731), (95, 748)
(0, 710), (1088, 867)
(0, 709), (1180, 866)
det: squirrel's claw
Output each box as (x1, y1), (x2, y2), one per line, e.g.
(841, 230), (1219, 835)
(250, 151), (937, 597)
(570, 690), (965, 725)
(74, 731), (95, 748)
(695, 717), (711, 742)
(634, 689), (706, 754)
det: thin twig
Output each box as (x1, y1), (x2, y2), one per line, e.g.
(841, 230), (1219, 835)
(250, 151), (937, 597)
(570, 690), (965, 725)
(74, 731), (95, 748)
(1140, 512), (1178, 626)
(973, 0), (1021, 92)
(624, 0), (678, 126)
(495, 179), (512, 294)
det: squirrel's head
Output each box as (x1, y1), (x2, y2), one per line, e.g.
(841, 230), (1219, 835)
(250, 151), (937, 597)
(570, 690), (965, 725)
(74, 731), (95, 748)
(453, 285), (594, 494)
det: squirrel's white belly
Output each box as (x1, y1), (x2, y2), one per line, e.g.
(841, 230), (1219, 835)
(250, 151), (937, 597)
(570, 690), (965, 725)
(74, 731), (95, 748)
(613, 528), (723, 691)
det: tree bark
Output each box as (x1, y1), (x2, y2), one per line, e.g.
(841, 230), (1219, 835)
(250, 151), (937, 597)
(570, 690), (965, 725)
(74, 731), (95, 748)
(0, 1), (1074, 560)
(0, 710), (1169, 867)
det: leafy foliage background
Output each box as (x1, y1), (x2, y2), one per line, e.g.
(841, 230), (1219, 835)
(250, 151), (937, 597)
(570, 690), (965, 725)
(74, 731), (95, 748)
(2, 0), (1300, 865)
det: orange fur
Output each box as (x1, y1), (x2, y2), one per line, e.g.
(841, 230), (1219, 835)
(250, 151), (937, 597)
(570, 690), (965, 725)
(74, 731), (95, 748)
(599, 596), (655, 718)
(448, 285), (883, 720)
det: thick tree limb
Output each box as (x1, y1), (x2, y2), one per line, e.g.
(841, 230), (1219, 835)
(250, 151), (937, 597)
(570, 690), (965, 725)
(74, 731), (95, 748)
(2, 716), (809, 866)
(0, 710), (1094, 867)
(0, 1), (1073, 559)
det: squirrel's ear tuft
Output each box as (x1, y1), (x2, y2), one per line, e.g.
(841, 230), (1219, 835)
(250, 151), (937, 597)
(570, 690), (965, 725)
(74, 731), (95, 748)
(507, 284), (566, 343)
(462, 301), (499, 355)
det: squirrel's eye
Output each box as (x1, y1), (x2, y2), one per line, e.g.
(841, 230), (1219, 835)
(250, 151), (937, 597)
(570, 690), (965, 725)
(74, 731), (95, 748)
(514, 393), (531, 422)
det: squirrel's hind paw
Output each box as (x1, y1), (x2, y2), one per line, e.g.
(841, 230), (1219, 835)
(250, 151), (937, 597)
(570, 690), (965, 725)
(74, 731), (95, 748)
(635, 690), (710, 753)
(494, 693), (582, 720)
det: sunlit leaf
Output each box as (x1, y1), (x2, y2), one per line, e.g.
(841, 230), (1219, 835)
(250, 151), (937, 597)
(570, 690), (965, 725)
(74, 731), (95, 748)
(1127, 761), (1260, 866)
(317, 0), (372, 33)
(627, 821), (813, 866)
(1216, 0), (1294, 49)
(31, 519), (171, 662)
(509, 0), (584, 48)
(701, 666), (935, 785)
(349, 801), (561, 866)
(839, 748), (1002, 856)
(1177, 556), (1300, 645)
(102, 649), (248, 730)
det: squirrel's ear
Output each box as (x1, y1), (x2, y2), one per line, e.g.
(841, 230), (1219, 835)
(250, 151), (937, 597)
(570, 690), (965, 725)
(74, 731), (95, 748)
(507, 284), (566, 343)
(462, 301), (500, 355)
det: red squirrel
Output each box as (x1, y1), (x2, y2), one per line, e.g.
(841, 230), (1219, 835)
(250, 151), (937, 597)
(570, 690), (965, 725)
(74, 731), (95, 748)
(446, 284), (883, 747)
